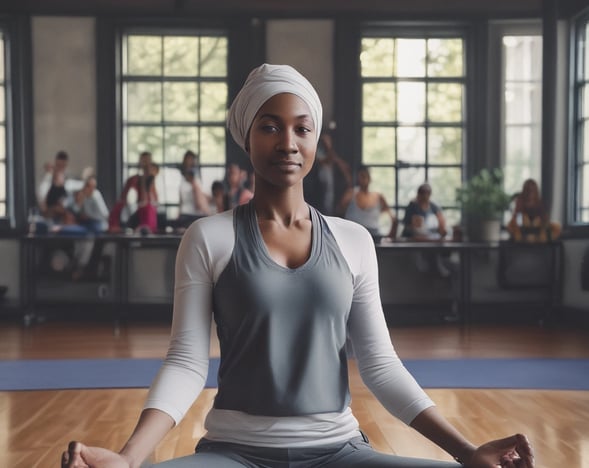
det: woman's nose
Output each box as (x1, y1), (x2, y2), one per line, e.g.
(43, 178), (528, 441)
(276, 130), (298, 153)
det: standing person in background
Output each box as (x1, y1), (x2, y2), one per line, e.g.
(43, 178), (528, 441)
(402, 182), (448, 240)
(339, 165), (397, 241)
(108, 151), (159, 234)
(304, 130), (352, 216)
(62, 63), (534, 468)
(177, 150), (210, 229)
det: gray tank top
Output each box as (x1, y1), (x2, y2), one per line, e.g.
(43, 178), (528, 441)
(212, 201), (353, 416)
(344, 192), (381, 236)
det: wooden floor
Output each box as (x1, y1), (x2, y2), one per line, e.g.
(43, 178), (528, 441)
(1, 320), (589, 467)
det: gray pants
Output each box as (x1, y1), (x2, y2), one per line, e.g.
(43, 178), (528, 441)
(149, 436), (460, 467)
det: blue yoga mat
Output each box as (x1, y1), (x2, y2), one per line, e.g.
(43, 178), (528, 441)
(0, 358), (588, 392)
(0, 358), (219, 391)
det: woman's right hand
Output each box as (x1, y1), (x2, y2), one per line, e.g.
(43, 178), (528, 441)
(61, 441), (131, 468)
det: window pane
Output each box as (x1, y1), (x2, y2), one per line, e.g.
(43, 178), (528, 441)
(201, 166), (225, 196)
(369, 166), (396, 204)
(164, 36), (198, 76)
(0, 125), (4, 160)
(583, 85), (589, 119)
(126, 36), (162, 75)
(582, 164), (589, 220)
(502, 33), (542, 200)
(428, 127), (462, 164)
(362, 127), (395, 164)
(398, 167), (426, 207)
(428, 83), (462, 122)
(428, 38), (464, 77)
(428, 167), (461, 206)
(361, 38), (395, 77)
(397, 82), (425, 123)
(504, 126), (541, 195)
(164, 126), (199, 163)
(200, 126), (226, 164)
(505, 82), (541, 124)
(0, 86), (4, 122)
(363, 83), (395, 121)
(163, 82), (198, 121)
(0, 161), (4, 201)
(584, 121), (589, 161)
(125, 82), (162, 122)
(156, 166), (182, 205)
(200, 37), (228, 76)
(397, 127), (425, 164)
(585, 24), (589, 78)
(0, 39), (4, 81)
(200, 82), (227, 122)
(126, 126), (164, 162)
(396, 39), (426, 77)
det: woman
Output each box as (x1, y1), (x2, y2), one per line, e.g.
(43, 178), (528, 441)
(401, 183), (448, 240)
(62, 64), (534, 468)
(340, 164), (397, 240)
(108, 151), (159, 234)
(507, 178), (561, 242)
(177, 150), (210, 228)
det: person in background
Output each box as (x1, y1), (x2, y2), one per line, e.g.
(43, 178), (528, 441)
(108, 151), (159, 234)
(303, 130), (352, 216)
(402, 182), (448, 240)
(37, 150), (82, 226)
(70, 175), (109, 234)
(177, 150), (210, 229)
(62, 63), (534, 468)
(339, 165), (397, 241)
(223, 162), (253, 209)
(210, 180), (227, 214)
(507, 178), (561, 242)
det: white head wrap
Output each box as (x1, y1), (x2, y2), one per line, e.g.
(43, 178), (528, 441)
(227, 63), (323, 152)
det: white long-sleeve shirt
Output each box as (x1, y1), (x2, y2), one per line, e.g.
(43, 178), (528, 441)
(144, 206), (434, 447)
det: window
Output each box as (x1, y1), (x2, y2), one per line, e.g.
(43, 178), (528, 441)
(500, 30), (542, 198)
(0, 31), (6, 219)
(573, 15), (589, 223)
(120, 31), (228, 219)
(360, 30), (466, 228)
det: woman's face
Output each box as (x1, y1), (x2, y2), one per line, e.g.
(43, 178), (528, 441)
(247, 93), (317, 189)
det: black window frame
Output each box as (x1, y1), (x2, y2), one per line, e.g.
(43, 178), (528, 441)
(0, 15), (33, 235)
(569, 7), (589, 234)
(96, 16), (265, 209)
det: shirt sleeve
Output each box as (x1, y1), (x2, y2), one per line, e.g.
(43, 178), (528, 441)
(143, 212), (234, 424)
(326, 217), (435, 425)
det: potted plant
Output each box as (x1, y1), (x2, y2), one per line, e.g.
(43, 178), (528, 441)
(455, 168), (512, 242)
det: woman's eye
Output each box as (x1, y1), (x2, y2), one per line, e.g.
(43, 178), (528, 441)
(262, 125), (278, 133)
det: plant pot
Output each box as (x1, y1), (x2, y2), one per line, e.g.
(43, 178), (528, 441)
(467, 218), (502, 242)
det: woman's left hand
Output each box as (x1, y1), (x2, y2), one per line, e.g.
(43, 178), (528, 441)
(466, 433), (534, 467)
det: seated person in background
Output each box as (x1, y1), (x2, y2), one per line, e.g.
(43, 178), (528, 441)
(401, 183), (448, 240)
(108, 151), (159, 234)
(304, 130), (352, 215)
(70, 175), (109, 234)
(339, 165), (397, 240)
(177, 150), (210, 229)
(507, 178), (561, 242)
(223, 162), (253, 209)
